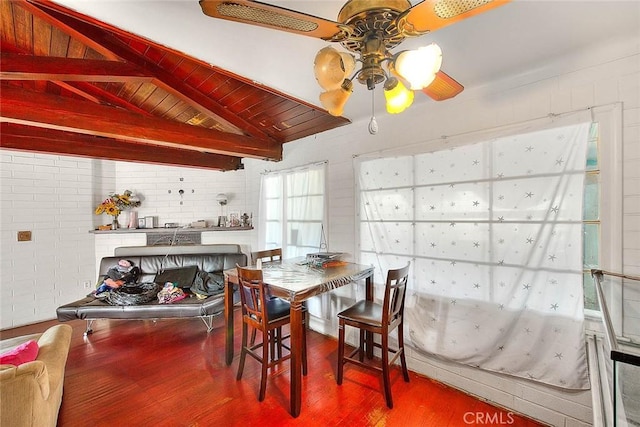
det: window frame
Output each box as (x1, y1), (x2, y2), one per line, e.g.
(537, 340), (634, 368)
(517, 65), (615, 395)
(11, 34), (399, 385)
(584, 104), (623, 322)
(259, 162), (328, 258)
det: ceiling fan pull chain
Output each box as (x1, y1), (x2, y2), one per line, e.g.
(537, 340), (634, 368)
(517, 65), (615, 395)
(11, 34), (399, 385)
(368, 89), (378, 135)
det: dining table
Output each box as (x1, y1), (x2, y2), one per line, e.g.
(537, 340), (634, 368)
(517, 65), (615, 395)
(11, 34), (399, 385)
(223, 257), (374, 417)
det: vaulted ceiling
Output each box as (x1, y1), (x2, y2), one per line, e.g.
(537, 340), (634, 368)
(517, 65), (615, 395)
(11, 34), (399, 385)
(0, 0), (350, 171)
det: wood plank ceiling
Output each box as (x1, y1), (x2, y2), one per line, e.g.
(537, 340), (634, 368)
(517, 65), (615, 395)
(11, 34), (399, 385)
(0, 0), (351, 170)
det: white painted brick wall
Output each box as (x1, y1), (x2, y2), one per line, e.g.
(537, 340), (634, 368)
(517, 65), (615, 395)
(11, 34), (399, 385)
(97, 161), (256, 271)
(112, 162), (252, 227)
(0, 152), (96, 329)
(93, 233), (146, 277)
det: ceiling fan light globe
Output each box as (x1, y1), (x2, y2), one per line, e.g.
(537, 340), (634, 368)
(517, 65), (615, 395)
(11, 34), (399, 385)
(319, 79), (353, 116)
(314, 46), (354, 91)
(384, 77), (414, 114)
(340, 52), (356, 77)
(394, 43), (443, 90)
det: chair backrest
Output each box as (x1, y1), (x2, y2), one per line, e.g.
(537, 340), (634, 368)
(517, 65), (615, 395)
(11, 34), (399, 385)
(236, 265), (268, 330)
(251, 248), (282, 264)
(382, 262), (410, 330)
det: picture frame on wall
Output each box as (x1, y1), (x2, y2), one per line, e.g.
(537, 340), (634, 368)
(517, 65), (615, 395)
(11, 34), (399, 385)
(229, 212), (240, 227)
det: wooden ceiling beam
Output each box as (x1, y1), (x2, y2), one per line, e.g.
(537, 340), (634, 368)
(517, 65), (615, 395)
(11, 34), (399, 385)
(28, 0), (277, 143)
(1, 85), (282, 160)
(53, 80), (102, 103)
(0, 52), (153, 117)
(64, 81), (154, 116)
(1, 122), (243, 171)
(0, 49), (151, 115)
(0, 53), (155, 82)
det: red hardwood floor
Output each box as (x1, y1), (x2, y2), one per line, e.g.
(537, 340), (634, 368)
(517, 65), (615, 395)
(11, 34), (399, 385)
(1, 311), (547, 426)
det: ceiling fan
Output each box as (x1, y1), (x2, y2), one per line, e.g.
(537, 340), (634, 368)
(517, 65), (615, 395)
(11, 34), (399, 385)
(200, 0), (511, 118)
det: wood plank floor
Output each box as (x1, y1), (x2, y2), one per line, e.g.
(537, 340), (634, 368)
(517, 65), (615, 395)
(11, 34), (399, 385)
(1, 310), (547, 426)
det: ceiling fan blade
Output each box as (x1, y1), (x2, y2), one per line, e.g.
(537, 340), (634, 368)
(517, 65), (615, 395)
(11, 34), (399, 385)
(199, 0), (348, 41)
(398, 0), (511, 36)
(422, 70), (464, 101)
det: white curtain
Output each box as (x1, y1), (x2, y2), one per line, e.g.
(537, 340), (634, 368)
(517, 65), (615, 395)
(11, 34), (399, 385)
(259, 162), (327, 258)
(357, 123), (592, 389)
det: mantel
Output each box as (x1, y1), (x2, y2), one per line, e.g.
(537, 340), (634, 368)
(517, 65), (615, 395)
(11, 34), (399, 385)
(90, 226), (253, 234)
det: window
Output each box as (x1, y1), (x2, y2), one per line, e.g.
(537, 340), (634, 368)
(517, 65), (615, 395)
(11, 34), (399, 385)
(259, 162), (327, 258)
(583, 104), (623, 315)
(583, 123), (600, 310)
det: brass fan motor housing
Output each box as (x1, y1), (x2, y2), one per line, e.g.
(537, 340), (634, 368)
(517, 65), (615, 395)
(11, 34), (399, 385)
(337, 0), (412, 22)
(337, 0), (412, 54)
(336, 0), (415, 89)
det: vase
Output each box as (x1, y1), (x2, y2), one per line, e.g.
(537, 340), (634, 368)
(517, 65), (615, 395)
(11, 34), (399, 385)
(112, 216), (120, 230)
(128, 210), (138, 229)
(120, 210), (129, 229)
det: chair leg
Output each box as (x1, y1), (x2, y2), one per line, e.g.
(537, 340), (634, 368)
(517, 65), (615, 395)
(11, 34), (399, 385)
(381, 332), (393, 409)
(398, 322), (410, 382)
(276, 326), (283, 359)
(268, 330), (274, 362)
(266, 328), (283, 362)
(259, 329), (269, 402)
(236, 322), (248, 381)
(358, 329), (365, 362)
(337, 320), (345, 385)
(269, 329), (282, 362)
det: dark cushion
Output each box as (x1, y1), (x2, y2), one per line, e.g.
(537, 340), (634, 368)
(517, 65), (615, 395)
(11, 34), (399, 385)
(266, 298), (292, 322)
(154, 266), (198, 288)
(98, 253), (246, 283)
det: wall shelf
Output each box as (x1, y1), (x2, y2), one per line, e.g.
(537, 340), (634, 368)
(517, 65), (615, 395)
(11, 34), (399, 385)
(90, 226), (253, 234)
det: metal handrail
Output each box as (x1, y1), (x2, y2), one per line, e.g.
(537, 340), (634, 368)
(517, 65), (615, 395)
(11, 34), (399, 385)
(590, 269), (640, 366)
(590, 269), (640, 427)
(591, 269), (640, 282)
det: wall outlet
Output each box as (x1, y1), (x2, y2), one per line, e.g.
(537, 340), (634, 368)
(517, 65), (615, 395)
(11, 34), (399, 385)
(17, 231), (32, 241)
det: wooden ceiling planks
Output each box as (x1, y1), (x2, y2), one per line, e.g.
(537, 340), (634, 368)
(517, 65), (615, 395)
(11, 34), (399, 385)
(0, 0), (350, 171)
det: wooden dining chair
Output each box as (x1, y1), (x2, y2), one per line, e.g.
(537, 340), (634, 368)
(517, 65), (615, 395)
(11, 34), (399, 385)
(336, 262), (411, 409)
(251, 247), (309, 345)
(235, 265), (307, 402)
(248, 248), (283, 346)
(251, 248), (282, 264)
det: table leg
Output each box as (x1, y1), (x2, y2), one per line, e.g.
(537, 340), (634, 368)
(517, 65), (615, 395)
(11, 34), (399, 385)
(224, 275), (234, 366)
(290, 301), (304, 417)
(365, 274), (374, 359)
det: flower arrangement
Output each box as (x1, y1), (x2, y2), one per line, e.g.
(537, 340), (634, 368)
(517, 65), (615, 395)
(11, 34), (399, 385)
(95, 190), (141, 217)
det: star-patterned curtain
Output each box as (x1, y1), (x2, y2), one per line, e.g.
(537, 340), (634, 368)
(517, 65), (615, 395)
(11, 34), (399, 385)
(357, 122), (592, 389)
